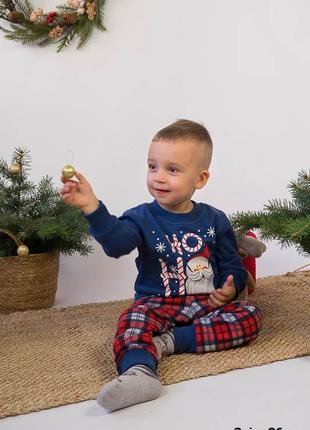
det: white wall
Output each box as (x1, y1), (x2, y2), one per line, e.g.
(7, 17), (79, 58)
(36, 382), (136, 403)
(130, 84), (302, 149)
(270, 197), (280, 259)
(1, 0), (309, 305)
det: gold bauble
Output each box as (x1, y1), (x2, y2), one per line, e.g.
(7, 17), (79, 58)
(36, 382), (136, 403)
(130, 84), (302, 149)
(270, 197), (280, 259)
(62, 165), (75, 179)
(17, 245), (29, 257)
(8, 162), (21, 174)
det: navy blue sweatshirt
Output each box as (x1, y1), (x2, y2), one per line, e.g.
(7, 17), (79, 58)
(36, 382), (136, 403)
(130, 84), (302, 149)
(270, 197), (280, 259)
(84, 200), (247, 301)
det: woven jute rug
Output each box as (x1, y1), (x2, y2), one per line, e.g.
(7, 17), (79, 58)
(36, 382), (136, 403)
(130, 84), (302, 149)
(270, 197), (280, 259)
(1, 271), (309, 418)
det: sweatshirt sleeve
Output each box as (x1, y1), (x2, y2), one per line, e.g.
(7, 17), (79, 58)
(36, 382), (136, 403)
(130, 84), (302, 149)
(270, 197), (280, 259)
(84, 201), (143, 258)
(215, 214), (247, 298)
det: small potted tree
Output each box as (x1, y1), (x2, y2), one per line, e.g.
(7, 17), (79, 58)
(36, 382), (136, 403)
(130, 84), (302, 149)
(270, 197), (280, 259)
(0, 147), (93, 313)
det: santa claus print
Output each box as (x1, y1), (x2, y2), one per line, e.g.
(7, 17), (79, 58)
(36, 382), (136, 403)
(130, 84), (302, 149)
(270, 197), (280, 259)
(185, 246), (215, 294)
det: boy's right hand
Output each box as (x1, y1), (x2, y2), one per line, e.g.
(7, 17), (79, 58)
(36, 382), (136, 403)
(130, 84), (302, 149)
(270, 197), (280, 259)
(60, 171), (99, 214)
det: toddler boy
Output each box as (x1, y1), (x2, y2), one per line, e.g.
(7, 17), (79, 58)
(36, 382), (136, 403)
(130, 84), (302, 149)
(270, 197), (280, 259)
(61, 119), (262, 412)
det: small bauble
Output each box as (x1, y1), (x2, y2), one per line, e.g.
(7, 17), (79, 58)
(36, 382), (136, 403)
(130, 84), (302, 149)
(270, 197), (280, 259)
(17, 245), (29, 257)
(62, 165), (76, 179)
(8, 162), (21, 174)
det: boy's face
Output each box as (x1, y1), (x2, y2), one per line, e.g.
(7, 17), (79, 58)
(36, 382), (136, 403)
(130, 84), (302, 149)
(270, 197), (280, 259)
(147, 138), (209, 213)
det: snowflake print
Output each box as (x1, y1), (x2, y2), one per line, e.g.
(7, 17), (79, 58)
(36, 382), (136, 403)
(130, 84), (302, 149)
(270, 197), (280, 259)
(207, 227), (216, 237)
(170, 265), (178, 274)
(155, 242), (166, 253)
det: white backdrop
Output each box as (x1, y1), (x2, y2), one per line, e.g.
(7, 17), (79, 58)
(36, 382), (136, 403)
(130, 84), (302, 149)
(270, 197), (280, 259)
(1, 0), (309, 305)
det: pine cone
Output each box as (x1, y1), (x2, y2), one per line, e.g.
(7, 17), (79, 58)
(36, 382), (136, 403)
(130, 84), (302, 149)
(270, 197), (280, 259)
(62, 13), (78, 25)
(8, 11), (23, 23)
(48, 25), (64, 39)
(86, 2), (96, 21)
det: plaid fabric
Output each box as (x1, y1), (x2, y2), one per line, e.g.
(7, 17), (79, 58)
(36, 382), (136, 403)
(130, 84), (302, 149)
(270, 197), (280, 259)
(113, 295), (262, 367)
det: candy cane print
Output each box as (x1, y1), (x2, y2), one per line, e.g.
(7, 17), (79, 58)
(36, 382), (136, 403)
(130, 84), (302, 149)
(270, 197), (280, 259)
(182, 233), (203, 253)
(165, 234), (183, 255)
(177, 257), (186, 295)
(159, 258), (171, 297)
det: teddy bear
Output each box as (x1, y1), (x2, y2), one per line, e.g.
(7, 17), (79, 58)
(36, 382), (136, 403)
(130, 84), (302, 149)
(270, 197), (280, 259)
(236, 232), (266, 298)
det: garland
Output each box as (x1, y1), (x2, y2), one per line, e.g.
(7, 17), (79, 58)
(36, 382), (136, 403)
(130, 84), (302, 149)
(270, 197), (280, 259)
(0, 0), (106, 51)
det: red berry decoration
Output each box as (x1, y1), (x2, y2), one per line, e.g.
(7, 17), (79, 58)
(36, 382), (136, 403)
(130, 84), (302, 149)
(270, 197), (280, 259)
(47, 12), (57, 24)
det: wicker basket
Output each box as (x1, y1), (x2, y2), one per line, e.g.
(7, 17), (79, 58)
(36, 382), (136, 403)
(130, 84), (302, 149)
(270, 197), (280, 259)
(0, 229), (60, 313)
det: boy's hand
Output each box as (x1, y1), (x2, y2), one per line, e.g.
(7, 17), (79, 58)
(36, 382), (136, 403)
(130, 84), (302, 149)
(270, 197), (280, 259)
(207, 275), (236, 309)
(60, 171), (99, 214)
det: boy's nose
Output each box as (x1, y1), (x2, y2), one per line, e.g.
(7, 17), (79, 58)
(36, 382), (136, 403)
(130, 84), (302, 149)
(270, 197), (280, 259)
(154, 170), (166, 182)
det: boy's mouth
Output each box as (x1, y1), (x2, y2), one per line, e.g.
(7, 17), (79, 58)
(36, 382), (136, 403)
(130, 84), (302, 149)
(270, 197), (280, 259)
(154, 188), (170, 194)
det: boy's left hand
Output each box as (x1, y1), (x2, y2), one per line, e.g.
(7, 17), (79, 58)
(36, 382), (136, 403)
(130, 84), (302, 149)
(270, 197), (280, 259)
(207, 275), (236, 309)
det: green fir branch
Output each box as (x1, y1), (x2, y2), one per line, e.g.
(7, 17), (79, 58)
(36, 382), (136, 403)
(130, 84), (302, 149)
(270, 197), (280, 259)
(4, 23), (49, 44)
(14, 0), (33, 17)
(288, 169), (310, 214)
(94, 0), (106, 31)
(0, 148), (94, 257)
(56, 26), (76, 52)
(231, 169), (310, 255)
(264, 198), (300, 217)
(56, 5), (77, 13)
(0, 23), (11, 32)
(38, 37), (51, 46)
(76, 17), (93, 48)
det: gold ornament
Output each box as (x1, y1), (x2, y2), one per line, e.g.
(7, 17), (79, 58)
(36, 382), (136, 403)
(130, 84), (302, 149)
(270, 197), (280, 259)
(17, 245), (29, 256)
(62, 165), (76, 179)
(8, 162), (21, 174)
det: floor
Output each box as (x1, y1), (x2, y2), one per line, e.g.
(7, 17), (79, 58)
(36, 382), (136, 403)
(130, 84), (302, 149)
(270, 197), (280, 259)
(1, 262), (309, 430)
(1, 357), (309, 430)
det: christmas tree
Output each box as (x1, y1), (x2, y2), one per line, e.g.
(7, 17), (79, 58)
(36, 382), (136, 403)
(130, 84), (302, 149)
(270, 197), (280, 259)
(230, 170), (310, 256)
(0, 147), (93, 257)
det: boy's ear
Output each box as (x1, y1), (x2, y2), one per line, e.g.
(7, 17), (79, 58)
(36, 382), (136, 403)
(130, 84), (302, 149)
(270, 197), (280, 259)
(195, 170), (210, 189)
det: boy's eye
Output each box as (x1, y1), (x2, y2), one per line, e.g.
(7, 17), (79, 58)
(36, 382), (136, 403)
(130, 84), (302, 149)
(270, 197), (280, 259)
(169, 167), (178, 173)
(148, 163), (157, 170)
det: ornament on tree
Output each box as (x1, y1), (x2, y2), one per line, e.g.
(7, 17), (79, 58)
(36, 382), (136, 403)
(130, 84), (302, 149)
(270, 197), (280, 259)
(8, 162), (21, 174)
(0, 147), (94, 259)
(62, 164), (76, 179)
(17, 244), (29, 257)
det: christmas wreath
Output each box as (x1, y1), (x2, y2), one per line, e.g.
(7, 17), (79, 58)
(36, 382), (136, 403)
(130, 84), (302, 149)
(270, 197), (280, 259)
(0, 0), (106, 51)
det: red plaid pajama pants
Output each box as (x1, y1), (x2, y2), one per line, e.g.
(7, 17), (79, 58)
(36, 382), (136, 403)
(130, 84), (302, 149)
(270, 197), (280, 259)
(113, 294), (262, 373)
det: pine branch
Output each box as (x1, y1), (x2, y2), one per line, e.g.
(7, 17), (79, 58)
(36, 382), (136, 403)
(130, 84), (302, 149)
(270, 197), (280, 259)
(264, 198), (301, 217)
(0, 147), (93, 257)
(94, 0), (106, 31)
(76, 17), (93, 48)
(4, 23), (50, 44)
(288, 169), (310, 214)
(14, 0), (33, 18)
(56, 27), (76, 52)
(230, 169), (310, 256)
(56, 5), (77, 12)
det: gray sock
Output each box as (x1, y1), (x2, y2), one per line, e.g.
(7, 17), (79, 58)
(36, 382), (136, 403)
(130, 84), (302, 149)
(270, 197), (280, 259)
(153, 330), (176, 361)
(97, 365), (162, 412)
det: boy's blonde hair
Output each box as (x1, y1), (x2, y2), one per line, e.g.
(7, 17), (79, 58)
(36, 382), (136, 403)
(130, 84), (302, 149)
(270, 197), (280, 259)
(152, 119), (213, 169)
